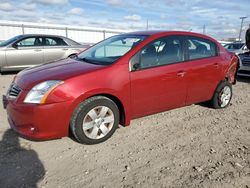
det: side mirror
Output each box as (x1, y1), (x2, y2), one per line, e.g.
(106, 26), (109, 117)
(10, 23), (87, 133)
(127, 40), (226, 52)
(12, 43), (18, 49)
(129, 52), (141, 71)
(133, 63), (140, 70)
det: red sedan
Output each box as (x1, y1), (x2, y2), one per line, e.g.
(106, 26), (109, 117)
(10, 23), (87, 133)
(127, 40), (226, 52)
(3, 31), (238, 144)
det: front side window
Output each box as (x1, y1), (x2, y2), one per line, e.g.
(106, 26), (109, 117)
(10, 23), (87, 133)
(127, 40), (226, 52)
(77, 35), (147, 65)
(133, 36), (184, 69)
(0, 35), (23, 47)
(187, 37), (217, 60)
(16, 37), (43, 47)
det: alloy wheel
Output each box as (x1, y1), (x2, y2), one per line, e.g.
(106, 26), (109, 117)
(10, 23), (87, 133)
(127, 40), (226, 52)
(82, 106), (114, 139)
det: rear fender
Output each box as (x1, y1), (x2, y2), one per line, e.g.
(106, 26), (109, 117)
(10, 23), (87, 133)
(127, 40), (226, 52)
(225, 53), (239, 84)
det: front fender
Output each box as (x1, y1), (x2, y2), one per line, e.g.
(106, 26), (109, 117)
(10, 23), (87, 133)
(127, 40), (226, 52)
(71, 89), (131, 126)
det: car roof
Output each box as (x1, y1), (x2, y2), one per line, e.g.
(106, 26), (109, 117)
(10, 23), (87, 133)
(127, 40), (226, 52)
(123, 30), (218, 42)
(17, 34), (65, 38)
(124, 30), (204, 36)
(125, 30), (168, 36)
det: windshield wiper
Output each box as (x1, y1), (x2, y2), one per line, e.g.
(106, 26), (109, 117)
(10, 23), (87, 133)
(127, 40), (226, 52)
(77, 57), (95, 64)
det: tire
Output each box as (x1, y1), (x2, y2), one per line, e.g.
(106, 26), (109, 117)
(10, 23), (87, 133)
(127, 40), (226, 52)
(70, 96), (120, 144)
(211, 81), (232, 109)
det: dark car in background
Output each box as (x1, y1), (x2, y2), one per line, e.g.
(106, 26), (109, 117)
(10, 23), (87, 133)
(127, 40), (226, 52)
(237, 28), (250, 77)
(224, 42), (248, 55)
(0, 34), (89, 72)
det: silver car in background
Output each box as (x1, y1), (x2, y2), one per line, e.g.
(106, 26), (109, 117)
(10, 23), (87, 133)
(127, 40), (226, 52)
(224, 42), (248, 55)
(0, 34), (89, 72)
(236, 28), (250, 77)
(238, 52), (250, 77)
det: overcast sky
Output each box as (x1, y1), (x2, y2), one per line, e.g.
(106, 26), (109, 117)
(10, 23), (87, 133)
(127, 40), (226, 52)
(0, 0), (249, 40)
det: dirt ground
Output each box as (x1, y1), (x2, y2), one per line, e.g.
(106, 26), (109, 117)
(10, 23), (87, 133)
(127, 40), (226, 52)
(0, 73), (249, 188)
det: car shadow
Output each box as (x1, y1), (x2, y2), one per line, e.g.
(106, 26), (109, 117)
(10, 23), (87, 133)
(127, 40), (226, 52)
(237, 76), (250, 83)
(0, 129), (45, 187)
(196, 101), (213, 109)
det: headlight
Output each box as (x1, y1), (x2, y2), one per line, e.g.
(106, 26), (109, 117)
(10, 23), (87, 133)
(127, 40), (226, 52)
(24, 80), (63, 104)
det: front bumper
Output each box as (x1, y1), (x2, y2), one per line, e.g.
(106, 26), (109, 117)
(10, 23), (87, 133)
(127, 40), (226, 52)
(3, 95), (73, 140)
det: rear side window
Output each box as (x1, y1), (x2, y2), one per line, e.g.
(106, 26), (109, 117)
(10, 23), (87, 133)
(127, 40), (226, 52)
(187, 36), (217, 60)
(43, 37), (67, 46)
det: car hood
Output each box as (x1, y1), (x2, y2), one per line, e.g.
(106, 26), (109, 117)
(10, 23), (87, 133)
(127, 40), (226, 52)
(15, 58), (104, 89)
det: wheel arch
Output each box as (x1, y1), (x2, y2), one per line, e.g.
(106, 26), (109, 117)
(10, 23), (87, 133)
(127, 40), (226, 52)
(88, 93), (127, 126)
(70, 92), (129, 129)
(225, 54), (239, 84)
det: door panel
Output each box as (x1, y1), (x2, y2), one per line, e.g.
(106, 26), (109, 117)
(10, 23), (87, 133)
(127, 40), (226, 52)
(185, 57), (222, 104)
(6, 37), (44, 68)
(130, 35), (187, 118)
(42, 37), (69, 63)
(43, 47), (67, 63)
(185, 36), (222, 104)
(5, 46), (43, 68)
(130, 64), (187, 118)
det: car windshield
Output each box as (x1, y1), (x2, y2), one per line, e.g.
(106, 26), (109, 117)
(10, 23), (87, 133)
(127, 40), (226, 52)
(224, 43), (244, 50)
(77, 35), (147, 65)
(0, 35), (23, 47)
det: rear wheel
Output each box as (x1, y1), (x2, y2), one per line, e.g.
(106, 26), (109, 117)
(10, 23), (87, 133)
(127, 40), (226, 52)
(211, 81), (232, 109)
(70, 96), (120, 144)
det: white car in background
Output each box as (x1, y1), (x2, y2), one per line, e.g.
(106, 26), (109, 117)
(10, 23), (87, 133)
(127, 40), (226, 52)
(0, 34), (90, 72)
(237, 29), (250, 77)
(224, 42), (248, 55)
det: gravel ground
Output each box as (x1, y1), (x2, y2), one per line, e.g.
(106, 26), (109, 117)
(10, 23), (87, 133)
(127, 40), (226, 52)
(0, 73), (249, 188)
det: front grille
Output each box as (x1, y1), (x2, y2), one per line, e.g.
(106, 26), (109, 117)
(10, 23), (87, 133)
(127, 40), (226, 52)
(7, 84), (22, 99)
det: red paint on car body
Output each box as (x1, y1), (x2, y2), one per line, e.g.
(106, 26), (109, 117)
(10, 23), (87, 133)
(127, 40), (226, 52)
(4, 31), (238, 140)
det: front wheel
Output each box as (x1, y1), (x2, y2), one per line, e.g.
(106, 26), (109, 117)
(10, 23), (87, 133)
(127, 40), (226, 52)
(211, 81), (232, 109)
(70, 96), (120, 144)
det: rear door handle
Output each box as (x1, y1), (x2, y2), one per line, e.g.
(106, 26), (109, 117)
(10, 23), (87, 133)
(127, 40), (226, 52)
(177, 71), (186, 77)
(62, 48), (68, 51)
(34, 49), (42, 52)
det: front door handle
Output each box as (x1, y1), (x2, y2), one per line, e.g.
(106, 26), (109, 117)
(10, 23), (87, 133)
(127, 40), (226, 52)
(177, 71), (186, 77)
(213, 63), (219, 68)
